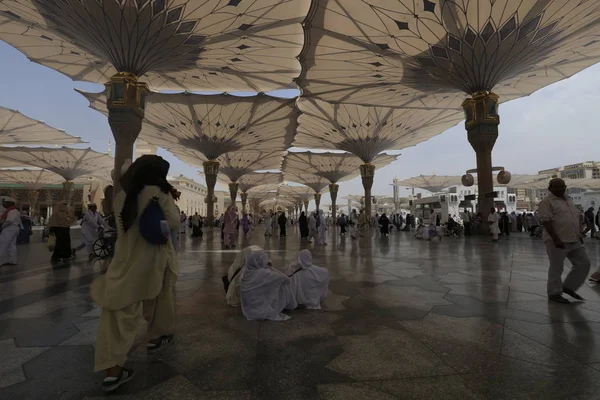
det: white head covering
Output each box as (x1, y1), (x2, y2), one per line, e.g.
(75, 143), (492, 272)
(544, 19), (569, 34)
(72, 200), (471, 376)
(226, 245), (262, 306)
(288, 250), (329, 310)
(297, 249), (312, 269)
(240, 251), (293, 321)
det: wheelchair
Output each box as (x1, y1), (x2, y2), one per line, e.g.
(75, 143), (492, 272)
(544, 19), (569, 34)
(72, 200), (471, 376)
(92, 228), (117, 259)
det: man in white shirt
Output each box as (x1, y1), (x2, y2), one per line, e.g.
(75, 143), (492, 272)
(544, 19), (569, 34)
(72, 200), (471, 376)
(73, 203), (111, 259)
(0, 198), (22, 265)
(538, 178), (590, 303)
(488, 207), (500, 241)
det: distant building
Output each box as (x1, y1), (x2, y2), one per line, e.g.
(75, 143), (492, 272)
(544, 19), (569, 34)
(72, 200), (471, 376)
(446, 185), (516, 213)
(531, 161), (600, 208)
(168, 175), (207, 216)
(0, 182), (88, 218)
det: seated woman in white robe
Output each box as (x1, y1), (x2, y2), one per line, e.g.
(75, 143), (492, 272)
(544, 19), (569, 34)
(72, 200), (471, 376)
(240, 251), (297, 321)
(286, 250), (329, 309)
(226, 245), (262, 307)
(415, 223), (428, 240)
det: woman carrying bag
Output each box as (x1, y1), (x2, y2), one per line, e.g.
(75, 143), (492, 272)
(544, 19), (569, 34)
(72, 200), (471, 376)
(91, 155), (180, 392)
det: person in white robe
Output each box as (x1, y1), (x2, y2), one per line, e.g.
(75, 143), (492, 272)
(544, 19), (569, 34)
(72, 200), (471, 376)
(415, 222), (428, 240)
(428, 210), (442, 241)
(179, 211), (187, 234)
(271, 212), (279, 237)
(317, 209), (327, 245)
(0, 198), (22, 266)
(264, 212), (273, 237)
(226, 245), (262, 306)
(286, 250), (329, 309)
(308, 212), (318, 243)
(488, 207), (501, 241)
(240, 251), (297, 321)
(73, 203), (111, 259)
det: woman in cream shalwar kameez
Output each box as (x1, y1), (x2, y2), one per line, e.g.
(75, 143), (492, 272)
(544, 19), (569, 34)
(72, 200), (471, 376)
(240, 251), (297, 321)
(287, 250), (329, 309)
(92, 155), (180, 392)
(226, 245), (262, 306)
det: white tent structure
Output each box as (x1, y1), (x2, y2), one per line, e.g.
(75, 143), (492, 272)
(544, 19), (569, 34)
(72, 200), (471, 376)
(283, 151), (399, 218)
(296, 0), (600, 221)
(0, 0), (310, 191)
(393, 175), (466, 194)
(80, 90), (297, 224)
(294, 97), (463, 217)
(0, 107), (83, 145)
(0, 147), (113, 204)
(232, 172), (283, 213)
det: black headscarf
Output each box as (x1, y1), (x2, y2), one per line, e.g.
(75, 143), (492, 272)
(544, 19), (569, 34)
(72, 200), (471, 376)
(120, 155), (173, 233)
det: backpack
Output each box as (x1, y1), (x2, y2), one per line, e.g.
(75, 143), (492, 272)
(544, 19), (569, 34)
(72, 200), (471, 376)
(222, 267), (243, 294)
(139, 197), (168, 245)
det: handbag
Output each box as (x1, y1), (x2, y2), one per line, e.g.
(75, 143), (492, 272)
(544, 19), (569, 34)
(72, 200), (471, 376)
(222, 267), (243, 294)
(139, 197), (168, 245)
(47, 233), (56, 252)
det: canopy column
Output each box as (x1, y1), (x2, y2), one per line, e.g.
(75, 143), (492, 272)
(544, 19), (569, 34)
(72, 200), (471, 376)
(229, 183), (239, 209)
(303, 199), (309, 213)
(45, 189), (54, 217)
(314, 193), (321, 211)
(106, 73), (148, 195)
(203, 160), (219, 227)
(28, 189), (40, 216)
(240, 192), (248, 214)
(62, 181), (75, 207)
(462, 91), (499, 223)
(329, 183), (339, 220)
(360, 163), (375, 224)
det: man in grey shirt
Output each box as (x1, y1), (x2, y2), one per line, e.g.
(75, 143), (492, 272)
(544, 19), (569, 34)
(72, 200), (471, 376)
(538, 178), (591, 303)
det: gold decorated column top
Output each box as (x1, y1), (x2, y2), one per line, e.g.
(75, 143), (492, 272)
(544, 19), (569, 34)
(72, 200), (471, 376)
(461, 91), (499, 130)
(106, 72), (149, 119)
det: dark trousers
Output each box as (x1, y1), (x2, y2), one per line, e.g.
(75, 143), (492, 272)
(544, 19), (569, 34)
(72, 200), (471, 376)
(583, 222), (596, 237)
(464, 222), (471, 236)
(50, 226), (72, 260)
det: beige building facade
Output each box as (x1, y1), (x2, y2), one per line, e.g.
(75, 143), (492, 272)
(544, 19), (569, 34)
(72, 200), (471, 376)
(168, 175), (208, 217)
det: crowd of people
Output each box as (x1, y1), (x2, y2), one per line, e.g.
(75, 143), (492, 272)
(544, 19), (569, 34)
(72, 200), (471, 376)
(6, 160), (600, 392)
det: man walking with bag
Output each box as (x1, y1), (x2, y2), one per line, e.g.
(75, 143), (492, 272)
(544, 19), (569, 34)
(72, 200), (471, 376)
(538, 178), (590, 303)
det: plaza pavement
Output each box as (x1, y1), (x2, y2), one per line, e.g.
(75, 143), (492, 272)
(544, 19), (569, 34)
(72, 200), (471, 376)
(2, 226), (600, 399)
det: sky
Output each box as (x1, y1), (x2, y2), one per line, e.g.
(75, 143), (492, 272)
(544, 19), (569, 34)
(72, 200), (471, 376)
(1, 39), (600, 209)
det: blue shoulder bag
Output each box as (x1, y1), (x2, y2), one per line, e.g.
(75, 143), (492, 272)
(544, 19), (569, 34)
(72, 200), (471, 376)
(139, 197), (168, 245)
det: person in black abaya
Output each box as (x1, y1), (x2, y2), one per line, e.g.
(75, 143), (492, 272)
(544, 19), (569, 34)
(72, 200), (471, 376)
(500, 212), (510, 236)
(299, 212), (309, 242)
(379, 213), (390, 236)
(278, 212), (287, 237)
